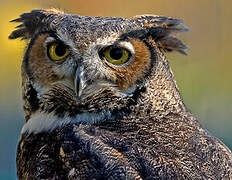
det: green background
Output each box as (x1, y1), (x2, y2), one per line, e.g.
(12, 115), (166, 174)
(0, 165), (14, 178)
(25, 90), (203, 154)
(0, 0), (231, 179)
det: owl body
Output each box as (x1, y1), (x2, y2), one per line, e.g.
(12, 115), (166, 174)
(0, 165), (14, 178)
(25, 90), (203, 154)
(10, 9), (232, 179)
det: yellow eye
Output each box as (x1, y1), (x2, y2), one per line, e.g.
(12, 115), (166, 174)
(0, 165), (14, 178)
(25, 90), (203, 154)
(103, 47), (131, 65)
(48, 42), (70, 61)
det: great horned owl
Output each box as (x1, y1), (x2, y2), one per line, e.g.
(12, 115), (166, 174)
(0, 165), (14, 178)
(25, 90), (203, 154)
(9, 9), (232, 179)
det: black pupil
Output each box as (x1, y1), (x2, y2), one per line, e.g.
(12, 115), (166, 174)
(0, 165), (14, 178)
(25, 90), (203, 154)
(110, 48), (123, 60)
(55, 43), (66, 56)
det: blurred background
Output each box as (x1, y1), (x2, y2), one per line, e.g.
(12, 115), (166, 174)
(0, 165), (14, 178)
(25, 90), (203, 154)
(0, 0), (231, 179)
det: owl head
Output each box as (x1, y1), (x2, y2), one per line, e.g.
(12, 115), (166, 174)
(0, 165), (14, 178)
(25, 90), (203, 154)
(9, 9), (188, 133)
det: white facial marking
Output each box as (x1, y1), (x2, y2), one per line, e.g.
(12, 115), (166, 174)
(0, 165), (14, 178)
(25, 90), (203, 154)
(119, 41), (135, 55)
(21, 110), (113, 134)
(44, 36), (56, 45)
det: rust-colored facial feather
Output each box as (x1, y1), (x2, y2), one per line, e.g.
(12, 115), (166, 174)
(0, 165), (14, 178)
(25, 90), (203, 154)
(106, 39), (151, 90)
(28, 34), (59, 87)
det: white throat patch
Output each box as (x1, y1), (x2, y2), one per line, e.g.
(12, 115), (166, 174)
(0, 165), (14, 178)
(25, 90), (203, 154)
(21, 110), (113, 134)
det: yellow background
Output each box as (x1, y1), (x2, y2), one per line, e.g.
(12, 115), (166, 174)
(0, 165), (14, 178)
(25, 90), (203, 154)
(0, 0), (231, 179)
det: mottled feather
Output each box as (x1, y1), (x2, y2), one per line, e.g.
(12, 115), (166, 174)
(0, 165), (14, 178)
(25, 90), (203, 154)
(9, 9), (232, 180)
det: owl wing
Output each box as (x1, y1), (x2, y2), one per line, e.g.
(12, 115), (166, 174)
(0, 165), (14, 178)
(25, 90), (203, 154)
(17, 125), (142, 180)
(17, 122), (232, 180)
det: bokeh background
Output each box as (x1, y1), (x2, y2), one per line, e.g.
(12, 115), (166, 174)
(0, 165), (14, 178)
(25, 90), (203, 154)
(0, 0), (231, 179)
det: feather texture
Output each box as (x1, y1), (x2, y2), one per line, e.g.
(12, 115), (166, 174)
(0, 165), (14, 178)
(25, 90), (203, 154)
(9, 9), (232, 179)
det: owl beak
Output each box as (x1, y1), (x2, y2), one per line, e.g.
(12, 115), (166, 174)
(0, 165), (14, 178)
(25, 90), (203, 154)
(74, 64), (115, 100)
(74, 64), (85, 100)
(74, 64), (103, 100)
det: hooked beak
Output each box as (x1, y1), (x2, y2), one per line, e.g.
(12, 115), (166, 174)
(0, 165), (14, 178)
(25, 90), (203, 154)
(74, 63), (113, 100)
(75, 63), (96, 100)
(74, 64), (84, 99)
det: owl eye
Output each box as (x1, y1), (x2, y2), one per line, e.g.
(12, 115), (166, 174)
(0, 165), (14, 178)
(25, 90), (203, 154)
(47, 42), (70, 61)
(102, 46), (131, 65)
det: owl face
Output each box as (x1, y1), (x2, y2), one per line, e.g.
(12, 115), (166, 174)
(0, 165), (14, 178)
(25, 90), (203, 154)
(26, 31), (151, 102)
(9, 9), (188, 127)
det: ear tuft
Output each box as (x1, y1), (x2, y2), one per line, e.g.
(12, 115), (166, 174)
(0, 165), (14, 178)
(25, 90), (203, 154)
(9, 9), (63, 40)
(156, 36), (189, 55)
(134, 15), (189, 55)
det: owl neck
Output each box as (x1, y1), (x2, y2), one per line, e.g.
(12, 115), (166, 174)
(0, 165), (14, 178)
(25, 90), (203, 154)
(135, 53), (188, 118)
